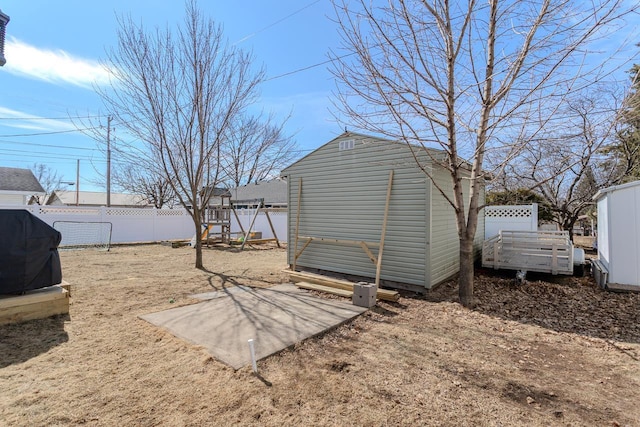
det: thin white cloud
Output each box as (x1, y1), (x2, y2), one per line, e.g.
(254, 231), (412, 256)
(0, 106), (77, 132)
(3, 37), (110, 89)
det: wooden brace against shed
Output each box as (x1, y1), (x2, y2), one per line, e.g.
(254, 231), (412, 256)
(291, 170), (394, 286)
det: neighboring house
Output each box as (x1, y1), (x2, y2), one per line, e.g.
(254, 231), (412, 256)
(46, 190), (152, 208)
(592, 180), (640, 290)
(207, 179), (287, 208)
(229, 179), (287, 208)
(281, 131), (485, 293)
(0, 166), (45, 205)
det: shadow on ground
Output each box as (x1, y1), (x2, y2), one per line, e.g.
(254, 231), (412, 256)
(0, 314), (69, 368)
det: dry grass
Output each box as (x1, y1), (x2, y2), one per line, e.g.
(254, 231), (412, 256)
(1, 243), (639, 426)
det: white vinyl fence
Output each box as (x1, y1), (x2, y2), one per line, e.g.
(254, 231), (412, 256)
(484, 204), (538, 240)
(232, 208), (288, 242)
(0, 205), (288, 244)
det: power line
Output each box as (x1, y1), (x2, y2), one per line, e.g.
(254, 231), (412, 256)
(0, 126), (99, 138)
(0, 139), (99, 151)
(234, 0), (321, 45)
(265, 52), (354, 82)
(0, 150), (106, 163)
(0, 113), (107, 121)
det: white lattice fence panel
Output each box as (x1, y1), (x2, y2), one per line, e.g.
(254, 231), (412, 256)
(484, 204), (538, 240)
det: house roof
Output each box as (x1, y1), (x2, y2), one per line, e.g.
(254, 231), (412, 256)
(0, 167), (45, 193)
(593, 180), (640, 202)
(50, 190), (151, 206)
(207, 179), (287, 206)
(228, 179), (287, 204)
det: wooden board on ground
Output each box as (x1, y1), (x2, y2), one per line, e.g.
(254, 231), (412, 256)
(287, 270), (400, 302)
(162, 240), (190, 248)
(230, 238), (278, 245)
(295, 281), (354, 298)
(0, 285), (69, 326)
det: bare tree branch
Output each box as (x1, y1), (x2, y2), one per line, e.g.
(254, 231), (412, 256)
(330, 0), (636, 306)
(97, 0), (265, 268)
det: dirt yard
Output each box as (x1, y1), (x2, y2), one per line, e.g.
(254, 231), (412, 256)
(1, 243), (639, 426)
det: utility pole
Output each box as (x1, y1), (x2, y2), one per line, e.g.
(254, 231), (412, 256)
(76, 159), (80, 206)
(0, 9), (10, 67)
(106, 115), (112, 207)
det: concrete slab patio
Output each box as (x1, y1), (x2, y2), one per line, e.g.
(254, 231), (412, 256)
(139, 284), (367, 369)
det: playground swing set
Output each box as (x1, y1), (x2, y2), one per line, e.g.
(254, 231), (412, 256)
(191, 194), (281, 250)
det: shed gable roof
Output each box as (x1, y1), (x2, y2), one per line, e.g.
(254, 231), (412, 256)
(281, 131), (447, 175)
(0, 167), (45, 193)
(593, 180), (640, 201)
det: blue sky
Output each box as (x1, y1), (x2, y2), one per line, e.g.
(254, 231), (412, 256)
(1, 1), (638, 193)
(0, 1), (344, 191)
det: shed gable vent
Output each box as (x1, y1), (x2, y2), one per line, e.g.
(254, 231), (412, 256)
(339, 139), (355, 151)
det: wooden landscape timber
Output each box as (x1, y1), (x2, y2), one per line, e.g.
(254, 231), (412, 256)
(294, 281), (355, 298)
(0, 285), (69, 326)
(287, 270), (400, 302)
(230, 238), (278, 245)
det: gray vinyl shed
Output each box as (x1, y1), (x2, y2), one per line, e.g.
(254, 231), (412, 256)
(281, 132), (485, 293)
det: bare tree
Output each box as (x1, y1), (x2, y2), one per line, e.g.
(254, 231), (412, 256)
(503, 89), (622, 238)
(220, 113), (297, 187)
(31, 163), (65, 205)
(331, 0), (635, 306)
(111, 163), (177, 209)
(99, 1), (264, 268)
(70, 115), (180, 208)
(603, 62), (640, 182)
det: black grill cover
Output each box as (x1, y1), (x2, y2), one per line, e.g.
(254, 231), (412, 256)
(0, 210), (62, 294)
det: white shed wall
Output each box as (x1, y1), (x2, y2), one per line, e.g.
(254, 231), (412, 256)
(608, 186), (640, 285)
(595, 180), (640, 288)
(596, 196), (610, 269)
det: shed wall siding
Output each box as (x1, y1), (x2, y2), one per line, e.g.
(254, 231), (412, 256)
(597, 196), (610, 269)
(428, 170), (460, 285)
(286, 136), (428, 287)
(609, 186), (640, 285)
(428, 170), (485, 286)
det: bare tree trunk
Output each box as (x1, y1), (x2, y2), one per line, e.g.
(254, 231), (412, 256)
(459, 236), (475, 307)
(193, 209), (203, 269)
